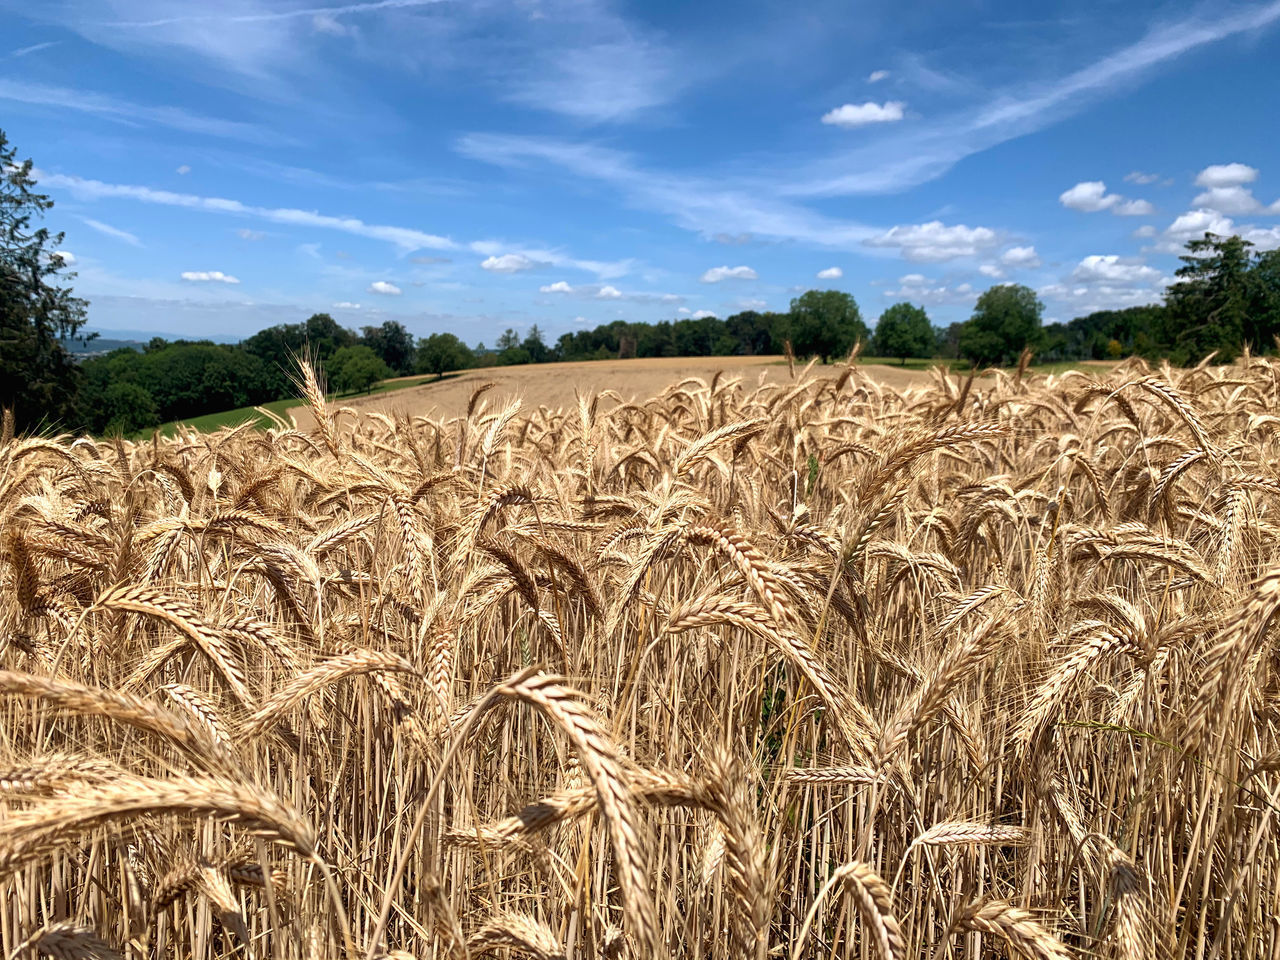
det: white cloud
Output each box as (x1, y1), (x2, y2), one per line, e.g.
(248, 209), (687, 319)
(49, 250), (75, 265)
(979, 263), (1004, 278)
(864, 221), (999, 261)
(1150, 212), (1280, 253)
(868, 69), (890, 83)
(1132, 225), (1158, 238)
(1059, 180), (1118, 212)
(237, 228), (264, 240)
(480, 253), (539, 273)
(883, 273), (978, 305)
(1241, 226), (1280, 251)
(1070, 255), (1163, 285)
(821, 101), (905, 128)
(367, 280), (402, 295)
(737, 298), (768, 310)
(176, 164), (191, 175)
(1039, 254), (1168, 312)
(1114, 198), (1155, 216)
(692, 309), (718, 319)
(540, 280), (574, 293)
(1124, 171), (1160, 185)
(37, 171), (455, 251)
(573, 316), (590, 323)
(701, 265), (758, 283)
(1059, 180), (1151, 216)
(816, 266), (843, 279)
(1165, 208), (1235, 242)
(1195, 163), (1258, 188)
(332, 301), (361, 309)
(1190, 184), (1280, 215)
(82, 217), (141, 246)
(181, 270), (239, 283)
(1000, 245), (1041, 268)
(596, 285), (622, 299)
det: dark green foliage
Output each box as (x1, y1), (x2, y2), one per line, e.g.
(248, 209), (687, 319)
(1164, 233), (1262, 363)
(0, 129), (89, 431)
(328, 345), (391, 394)
(788, 289), (867, 362)
(417, 332), (473, 379)
(360, 320), (416, 375)
(77, 342), (277, 433)
(1041, 305), (1169, 362)
(242, 312), (359, 395)
(873, 302), (934, 363)
(958, 284), (1044, 366)
(99, 381), (158, 434)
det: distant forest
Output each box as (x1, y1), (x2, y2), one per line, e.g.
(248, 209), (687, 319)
(5, 129), (1280, 435)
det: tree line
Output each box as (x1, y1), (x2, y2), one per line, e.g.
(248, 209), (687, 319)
(6, 127), (1280, 436)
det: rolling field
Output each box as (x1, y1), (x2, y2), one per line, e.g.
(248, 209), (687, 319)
(1, 353), (1277, 958)
(286, 356), (938, 429)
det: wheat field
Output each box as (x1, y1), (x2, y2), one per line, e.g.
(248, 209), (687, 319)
(1, 354), (1278, 959)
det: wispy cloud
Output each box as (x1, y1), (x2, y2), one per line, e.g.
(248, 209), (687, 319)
(0, 79), (280, 143)
(5, 40), (60, 59)
(788, 2), (1280, 197)
(455, 134), (881, 251)
(102, 0), (447, 29)
(456, 4), (1280, 258)
(38, 171), (455, 251)
(81, 217), (142, 246)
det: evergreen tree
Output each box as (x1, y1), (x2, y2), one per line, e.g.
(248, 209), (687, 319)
(1164, 233), (1254, 362)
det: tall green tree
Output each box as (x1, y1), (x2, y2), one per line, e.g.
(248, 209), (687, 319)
(789, 289), (866, 362)
(873, 302), (934, 363)
(0, 130), (89, 430)
(1163, 233), (1254, 363)
(958, 284), (1044, 366)
(417, 332), (472, 379)
(1249, 248), (1280, 349)
(360, 320), (416, 375)
(328, 345), (389, 394)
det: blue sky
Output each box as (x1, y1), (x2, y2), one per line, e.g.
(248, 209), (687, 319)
(3, 0), (1280, 343)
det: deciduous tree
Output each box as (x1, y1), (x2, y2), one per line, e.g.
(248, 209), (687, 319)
(0, 129), (89, 430)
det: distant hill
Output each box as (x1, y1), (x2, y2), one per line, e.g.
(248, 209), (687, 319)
(64, 337), (145, 355)
(62, 327), (244, 358)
